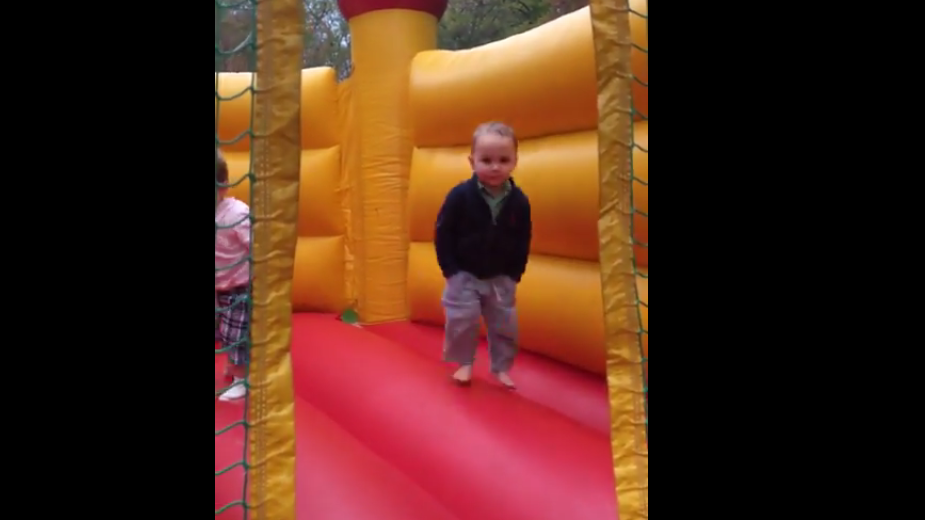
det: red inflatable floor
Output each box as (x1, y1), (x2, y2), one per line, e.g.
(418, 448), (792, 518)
(366, 321), (611, 434)
(215, 313), (618, 520)
(216, 371), (458, 520)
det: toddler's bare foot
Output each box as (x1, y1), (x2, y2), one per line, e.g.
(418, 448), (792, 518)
(496, 371), (516, 389)
(452, 365), (473, 385)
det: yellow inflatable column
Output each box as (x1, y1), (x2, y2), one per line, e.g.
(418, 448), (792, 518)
(248, 0), (302, 518)
(337, 0), (448, 323)
(590, 0), (649, 519)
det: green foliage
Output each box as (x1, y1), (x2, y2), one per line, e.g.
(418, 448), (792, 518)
(437, 0), (588, 50)
(437, 0), (546, 50)
(303, 0), (352, 80)
(216, 0), (350, 75)
(215, 0), (256, 72)
(340, 307), (359, 325)
(214, 0), (588, 77)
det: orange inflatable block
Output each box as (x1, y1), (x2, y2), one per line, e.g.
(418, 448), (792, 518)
(409, 11), (598, 147)
(407, 5), (646, 143)
(225, 148), (343, 235)
(297, 147), (343, 237)
(297, 68), (340, 149)
(293, 236), (347, 313)
(216, 68), (340, 152)
(215, 73), (254, 153)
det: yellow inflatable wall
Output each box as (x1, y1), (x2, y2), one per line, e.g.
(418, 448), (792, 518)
(216, 68), (348, 314)
(406, 8), (647, 375)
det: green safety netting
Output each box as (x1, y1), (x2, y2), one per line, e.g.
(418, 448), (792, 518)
(215, 0), (257, 516)
(631, 1), (648, 432)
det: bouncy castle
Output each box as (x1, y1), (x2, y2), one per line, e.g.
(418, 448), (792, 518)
(215, 1), (648, 519)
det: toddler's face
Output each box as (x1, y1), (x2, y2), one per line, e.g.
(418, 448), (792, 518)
(469, 134), (517, 187)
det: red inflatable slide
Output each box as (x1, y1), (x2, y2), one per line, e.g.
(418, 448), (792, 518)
(216, 313), (617, 520)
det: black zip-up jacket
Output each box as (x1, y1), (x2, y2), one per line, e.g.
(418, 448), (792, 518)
(434, 174), (532, 282)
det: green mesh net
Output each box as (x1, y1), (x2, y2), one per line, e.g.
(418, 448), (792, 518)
(215, 0), (257, 516)
(630, 1), (648, 432)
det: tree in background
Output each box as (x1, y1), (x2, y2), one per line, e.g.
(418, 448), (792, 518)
(215, 0), (351, 76)
(215, 1), (256, 72)
(215, 0), (588, 78)
(302, 0), (352, 80)
(437, 0), (587, 51)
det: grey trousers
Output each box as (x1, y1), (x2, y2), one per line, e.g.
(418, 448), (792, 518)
(442, 271), (519, 373)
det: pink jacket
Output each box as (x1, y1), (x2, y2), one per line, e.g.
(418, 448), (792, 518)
(215, 197), (251, 291)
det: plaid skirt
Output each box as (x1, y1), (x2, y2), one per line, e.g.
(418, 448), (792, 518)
(216, 285), (250, 366)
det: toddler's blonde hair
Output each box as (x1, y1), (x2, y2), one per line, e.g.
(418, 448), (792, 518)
(471, 121), (518, 152)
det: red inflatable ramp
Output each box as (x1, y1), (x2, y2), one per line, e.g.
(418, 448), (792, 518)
(292, 396), (459, 519)
(291, 313), (618, 520)
(216, 358), (458, 520)
(367, 321), (611, 435)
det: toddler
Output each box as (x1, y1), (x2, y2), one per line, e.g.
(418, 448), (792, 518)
(434, 122), (532, 388)
(215, 149), (252, 401)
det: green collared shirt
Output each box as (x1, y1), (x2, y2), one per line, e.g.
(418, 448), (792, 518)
(477, 179), (512, 222)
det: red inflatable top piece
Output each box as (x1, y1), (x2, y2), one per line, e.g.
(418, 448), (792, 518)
(337, 0), (448, 20)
